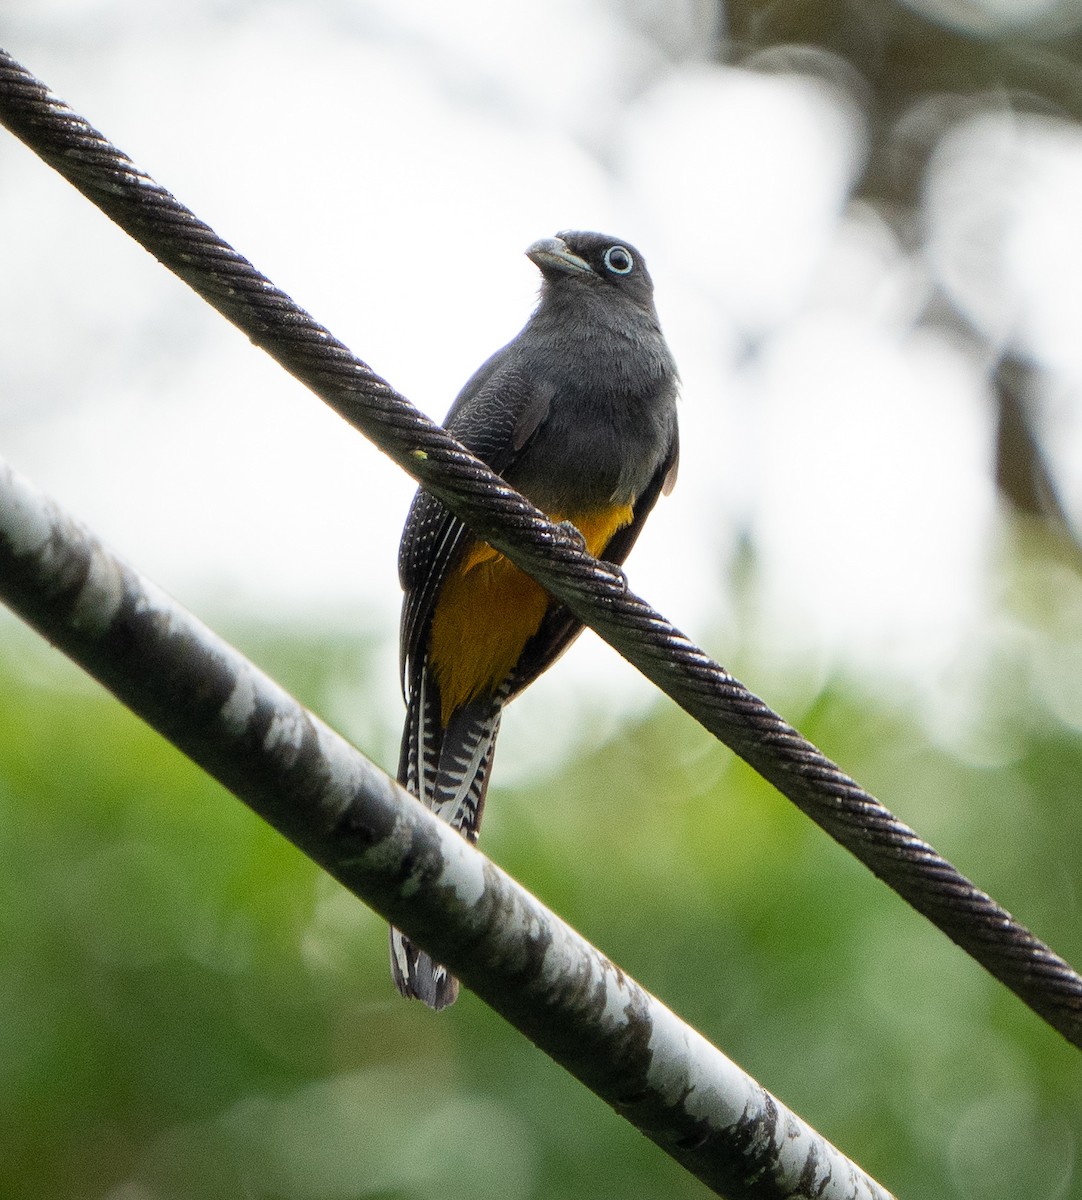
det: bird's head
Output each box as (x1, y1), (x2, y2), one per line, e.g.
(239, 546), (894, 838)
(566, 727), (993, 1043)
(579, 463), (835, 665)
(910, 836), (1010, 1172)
(526, 231), (656, 314)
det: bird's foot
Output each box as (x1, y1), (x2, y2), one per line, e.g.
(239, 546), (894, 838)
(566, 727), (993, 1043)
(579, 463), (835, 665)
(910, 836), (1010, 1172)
(555, 520), (588, 553)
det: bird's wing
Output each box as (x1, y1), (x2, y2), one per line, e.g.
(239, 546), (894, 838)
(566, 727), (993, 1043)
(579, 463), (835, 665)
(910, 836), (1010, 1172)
(398, 346), (554, 694)
(505, 423), (680, 701)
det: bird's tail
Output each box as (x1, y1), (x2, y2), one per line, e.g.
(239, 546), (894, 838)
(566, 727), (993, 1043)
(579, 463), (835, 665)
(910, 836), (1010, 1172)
(388, 933), (461, 1010)
(390, 677), (504, 1009)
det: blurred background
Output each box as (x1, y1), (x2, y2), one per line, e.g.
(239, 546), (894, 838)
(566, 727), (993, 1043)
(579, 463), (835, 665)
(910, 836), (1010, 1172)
(2, 0), (1082, 1196)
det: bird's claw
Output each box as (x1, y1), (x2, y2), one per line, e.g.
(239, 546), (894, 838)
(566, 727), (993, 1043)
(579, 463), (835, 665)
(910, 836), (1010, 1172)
(556, 519), (588, 553)
(607, 564), (629, 594)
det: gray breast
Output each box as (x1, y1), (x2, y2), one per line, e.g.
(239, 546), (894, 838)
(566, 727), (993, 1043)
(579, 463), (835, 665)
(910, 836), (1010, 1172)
(507, 298), (678, 511)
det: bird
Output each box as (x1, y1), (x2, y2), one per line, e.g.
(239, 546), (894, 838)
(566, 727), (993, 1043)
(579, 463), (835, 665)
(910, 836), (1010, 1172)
(390, 230), (679, 1008)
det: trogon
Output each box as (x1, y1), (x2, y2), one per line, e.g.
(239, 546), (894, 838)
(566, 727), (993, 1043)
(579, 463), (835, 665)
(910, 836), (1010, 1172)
(390, 231), (680, 1008)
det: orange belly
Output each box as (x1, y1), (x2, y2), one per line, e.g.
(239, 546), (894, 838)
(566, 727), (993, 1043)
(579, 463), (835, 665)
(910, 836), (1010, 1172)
(427, 504), (634, 724)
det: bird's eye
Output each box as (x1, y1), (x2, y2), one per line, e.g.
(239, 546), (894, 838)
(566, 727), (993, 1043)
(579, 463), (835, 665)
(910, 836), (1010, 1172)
(603, 245), (634, 275)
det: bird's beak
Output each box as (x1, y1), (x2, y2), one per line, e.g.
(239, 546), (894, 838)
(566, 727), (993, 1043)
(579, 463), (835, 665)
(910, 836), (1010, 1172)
(526, 237), (592, 277)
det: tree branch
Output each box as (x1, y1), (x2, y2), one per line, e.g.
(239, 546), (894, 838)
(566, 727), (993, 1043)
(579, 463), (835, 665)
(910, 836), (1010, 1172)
(0, 452), (895, 1200)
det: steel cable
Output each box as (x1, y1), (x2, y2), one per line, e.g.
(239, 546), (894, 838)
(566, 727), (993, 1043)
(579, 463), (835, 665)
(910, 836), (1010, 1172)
(1, 47), (1079, 1047)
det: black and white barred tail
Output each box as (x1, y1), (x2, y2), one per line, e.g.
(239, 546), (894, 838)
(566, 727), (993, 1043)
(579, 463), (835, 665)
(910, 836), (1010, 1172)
(389, 670), (507, 1009)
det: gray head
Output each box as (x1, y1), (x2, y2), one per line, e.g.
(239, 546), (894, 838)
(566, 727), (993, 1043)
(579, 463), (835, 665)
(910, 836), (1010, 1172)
(526, 231), (658, 317)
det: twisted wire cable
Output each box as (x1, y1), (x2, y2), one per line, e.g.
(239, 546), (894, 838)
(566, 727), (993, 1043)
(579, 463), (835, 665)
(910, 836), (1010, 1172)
(1, 47), (1079, 1048)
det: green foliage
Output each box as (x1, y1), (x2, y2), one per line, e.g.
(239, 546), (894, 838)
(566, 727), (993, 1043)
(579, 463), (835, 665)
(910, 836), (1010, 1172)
(0, 611), (1079, 1200)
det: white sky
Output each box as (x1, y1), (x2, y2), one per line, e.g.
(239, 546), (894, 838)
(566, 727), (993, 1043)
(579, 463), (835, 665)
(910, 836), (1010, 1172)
(3, 0), (1082, 763)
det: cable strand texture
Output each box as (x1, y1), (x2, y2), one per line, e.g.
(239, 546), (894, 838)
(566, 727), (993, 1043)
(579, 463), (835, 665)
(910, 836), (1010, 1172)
(1, 47), (1079, 1048)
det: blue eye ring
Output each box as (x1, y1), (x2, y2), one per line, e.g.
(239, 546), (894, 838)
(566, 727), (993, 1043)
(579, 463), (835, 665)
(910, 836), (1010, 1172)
(603, 245), (634, 275)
